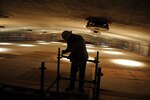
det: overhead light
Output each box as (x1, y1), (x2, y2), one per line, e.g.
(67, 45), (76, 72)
(86, 17), (111, 33)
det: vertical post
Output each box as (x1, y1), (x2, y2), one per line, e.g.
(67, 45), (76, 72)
(93, 51), (99, 100)
(94, 51), (99, 80)
(96, 68), (102, 100)
(39, 62), (46, 96)
(57, 48), (61, 93)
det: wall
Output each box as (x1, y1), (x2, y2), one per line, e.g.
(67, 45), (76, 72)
(104, 39), (150, 57)
(139, 43), (149, 56)
(0, 32), (59, 41)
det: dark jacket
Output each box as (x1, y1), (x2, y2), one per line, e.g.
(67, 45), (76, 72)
(63, 34), (88, 62)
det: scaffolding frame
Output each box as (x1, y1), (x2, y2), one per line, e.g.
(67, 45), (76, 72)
(39, 48), (103, 100)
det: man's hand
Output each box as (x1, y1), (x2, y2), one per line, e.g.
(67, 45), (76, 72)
(62, 50), (66, 54)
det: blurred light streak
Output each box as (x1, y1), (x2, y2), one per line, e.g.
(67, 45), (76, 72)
(87, 49), (97, 53)
(17, 44), (36, 47)
(0, 48), (11, 52)
(102, 48), (113, 50)
(111, 59), (145, 67)
(0, 42), (14, 45)
(103, 51), (124, 55)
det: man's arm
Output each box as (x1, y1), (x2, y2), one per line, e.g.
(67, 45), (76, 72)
(62, 42), (71, 54)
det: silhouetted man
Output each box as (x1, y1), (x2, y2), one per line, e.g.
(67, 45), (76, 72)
(61, 30), (88, 92)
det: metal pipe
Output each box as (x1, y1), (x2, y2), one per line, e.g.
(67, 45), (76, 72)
(96, 67), (102, 100)
(39, 62), (46, 95)
(61, 55), (98, 63)
(93, 51), (99, 100)
(56, 48), (61, 93)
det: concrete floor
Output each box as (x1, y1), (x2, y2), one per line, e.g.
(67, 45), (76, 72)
(0, 41), (150, 100)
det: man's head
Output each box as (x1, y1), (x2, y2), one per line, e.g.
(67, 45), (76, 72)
(61, 30), (72, 41)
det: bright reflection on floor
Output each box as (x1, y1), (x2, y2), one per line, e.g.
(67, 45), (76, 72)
(38, 42), (50, 45)
(17, 44), (36, 47)
(49, 42), (67, 45)
(102, 48), (114, 50)
(111, 59), (144, 67)
(61, 58), (70, 62)
(0, 48), (11, 52)
(87, 56), (95, 63)
(87, 49), (98, 53)
(0, 42), (14, 45)
(100, 45), (109, 48)
(88, 56), (95, 60)
(86, 44), (95, 49)
(62, 44), (67, 46)
(49, 42), (61, 44)
(36, 41), (50, 44)
(60, 43), (67, 45)
(103, 51), (124, 55)
(36, 41), (46, 43)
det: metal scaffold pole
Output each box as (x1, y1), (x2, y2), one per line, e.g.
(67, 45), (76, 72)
(56, 48), (61, 93)
(39, 62), (46, 96)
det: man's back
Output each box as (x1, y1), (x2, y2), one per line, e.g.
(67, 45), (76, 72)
(67, 34), (88, 61)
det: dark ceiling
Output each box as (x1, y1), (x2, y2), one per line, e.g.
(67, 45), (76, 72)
(0, 0), (150, 43)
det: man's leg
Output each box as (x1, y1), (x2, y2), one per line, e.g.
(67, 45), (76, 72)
(79, 61), (86, 92)
(66, 62), (78, 91)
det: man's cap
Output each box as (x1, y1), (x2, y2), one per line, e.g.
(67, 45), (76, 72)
(61, 30), (72, 40)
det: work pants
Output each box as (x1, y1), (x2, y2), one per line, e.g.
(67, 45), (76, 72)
(69, 60), (87, 89)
